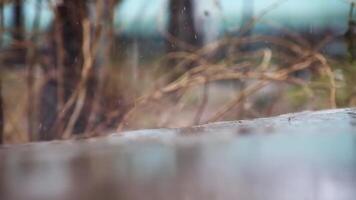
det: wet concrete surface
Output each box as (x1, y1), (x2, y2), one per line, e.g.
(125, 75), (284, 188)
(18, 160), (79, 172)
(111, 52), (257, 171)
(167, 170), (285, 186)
(0, 108), (356, 200)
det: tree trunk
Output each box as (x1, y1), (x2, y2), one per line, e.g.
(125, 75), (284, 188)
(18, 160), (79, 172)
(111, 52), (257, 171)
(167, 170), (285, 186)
(13, 0), (23, 41)
(39, 0), (95, 140)
(56, 1), (86, 102)
(0, 1), (3, 144)
(345, 3), (356, 62)
(167, 0), (201, 54)
(166, 0), (201, 78)
(0, 82), (3, 145)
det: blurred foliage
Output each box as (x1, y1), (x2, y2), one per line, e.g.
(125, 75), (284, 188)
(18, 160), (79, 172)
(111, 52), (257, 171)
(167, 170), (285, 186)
(0, 0), (355, 144)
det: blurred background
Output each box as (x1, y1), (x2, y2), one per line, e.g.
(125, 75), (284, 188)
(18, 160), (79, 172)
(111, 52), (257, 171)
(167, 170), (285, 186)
(0, 0), (354, 144)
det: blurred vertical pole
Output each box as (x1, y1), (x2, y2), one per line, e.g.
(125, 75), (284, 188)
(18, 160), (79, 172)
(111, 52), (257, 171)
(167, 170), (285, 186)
(88, 0), (117, 132)
(167, 0), (179, 54)
(39, 0), (88, 140)
(13, 0), (24, 41)
(0, 82), (3, 145)
(57, 0), (86, 102)
(345, 2), (355, 63)
(0, 0), (3, 44)
(106, 0), (120, 57)
(58, 0), (88, 137)
(167, 0), (201, 75)
(27, 0), (42, 141)
(167, 0), (201, 54)
(90, 0), (129, 133)
(0, 2), (3, 144)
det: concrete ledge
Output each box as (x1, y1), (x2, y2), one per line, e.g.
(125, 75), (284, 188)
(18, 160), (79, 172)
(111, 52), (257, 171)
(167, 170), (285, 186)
(1, 108), (356, 200)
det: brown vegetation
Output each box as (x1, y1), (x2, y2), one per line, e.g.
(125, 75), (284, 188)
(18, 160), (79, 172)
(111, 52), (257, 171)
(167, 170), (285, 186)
(0, 0), (355, 144)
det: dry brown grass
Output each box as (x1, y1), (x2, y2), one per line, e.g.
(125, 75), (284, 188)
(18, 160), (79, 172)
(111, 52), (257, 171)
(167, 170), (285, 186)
(1, 0), (354, 144)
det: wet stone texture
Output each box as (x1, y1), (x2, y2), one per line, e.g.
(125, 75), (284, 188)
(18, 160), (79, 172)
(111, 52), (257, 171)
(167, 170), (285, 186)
(0, 108), (356, 200)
